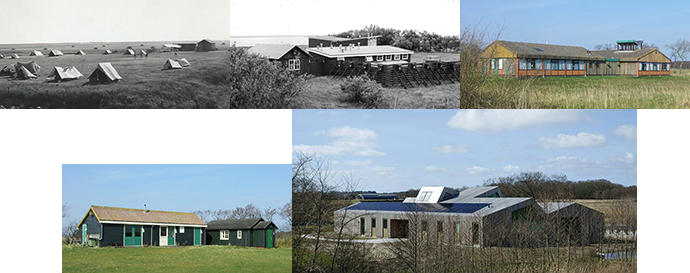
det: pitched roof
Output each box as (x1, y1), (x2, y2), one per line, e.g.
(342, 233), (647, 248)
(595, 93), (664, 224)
(206, 218), (263, 230)
(591, 48), (667, 62)
(308, 45), (413, 58)
(48, 66), (83, 80)
(490, 40), (603, 61)
(253, 220), (278, 230)
(78, 205), (207, 227)
(89, 62), (122, 82)
(247, 44), (308, 60)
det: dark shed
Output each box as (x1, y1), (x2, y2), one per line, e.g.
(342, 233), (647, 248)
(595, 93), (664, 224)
(77, 205), (207, 247)
(197, 39), (217, 52)
(206, 218), (278, 248)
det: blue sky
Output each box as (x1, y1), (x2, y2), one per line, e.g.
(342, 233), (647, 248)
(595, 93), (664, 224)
(461, 0), (690, 58)
(293, 110), (637, 193)
(62, 164), (291, 230)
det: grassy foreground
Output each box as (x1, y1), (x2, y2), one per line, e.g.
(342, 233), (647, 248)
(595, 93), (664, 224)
(476, 72), (690, 108)
(62, 245), (291, 273)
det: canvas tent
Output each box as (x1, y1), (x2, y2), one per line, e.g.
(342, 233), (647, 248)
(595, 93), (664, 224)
(163, 59), (182, 70)
(102, 50), (112, 55)
(140, 50), (147, 56)
(48, 66), (83, 81)
(0, 65), (16, 76)
(48, 50), (64, 56)
(123, 49), (135, 55)
(175, 58), (190, 67)
(75, 50), (86, 55)
(0, 53), (4, 59)
(16, 66), (38, 80)
(16, 61), (41, 75)
(88, 63), (122, 84)
(30, 50), (44, 56)
(11, 54), (20, 59)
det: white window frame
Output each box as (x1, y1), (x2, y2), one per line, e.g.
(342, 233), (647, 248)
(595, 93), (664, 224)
(288, 59), (300, 71)
(418, 191), (432, 202)
(179, 226), (184, 233)
(365, 56), (373, 62)
(376, 55), (383, 61)
(498, 58), (503, 69)
(220, 230), (229, 240)
(402, 54), (408, 60)
(394, 54), (400, 60)
(237, 230), (242, 239)
(385, 55), (392, 61)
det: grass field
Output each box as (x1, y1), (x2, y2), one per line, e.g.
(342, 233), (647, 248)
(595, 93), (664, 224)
(477, 71), (690, 108)
(62, 245), (290, 273)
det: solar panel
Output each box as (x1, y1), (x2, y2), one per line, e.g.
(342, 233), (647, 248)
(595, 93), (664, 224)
(347, 202), (489, 214)
(534, 48), (544, 52)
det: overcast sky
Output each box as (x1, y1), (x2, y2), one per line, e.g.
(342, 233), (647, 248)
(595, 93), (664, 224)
(462, 0), (690, 58)
(0, 0), (230, 44)
(293, 110), (637, 192)
(62, 164), (290, 230)
(230, 0), (460, 37)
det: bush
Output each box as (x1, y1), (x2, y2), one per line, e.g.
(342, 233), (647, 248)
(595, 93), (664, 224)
(340, 75), (385, 108)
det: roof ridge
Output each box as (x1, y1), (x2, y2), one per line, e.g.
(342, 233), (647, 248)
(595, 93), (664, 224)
(91, 205), (195, 215)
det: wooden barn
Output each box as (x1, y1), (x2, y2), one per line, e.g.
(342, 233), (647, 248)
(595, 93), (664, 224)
(77, 205), (207, 247)
(247, 44), (310, 74)
(307, 43), (413, 76)
(196, 39), (217, 52)
(178, 43), (197, 51)
(591, 40), (671, 76)
(480, 40), (603, 78)
(206, 218), (278, 248)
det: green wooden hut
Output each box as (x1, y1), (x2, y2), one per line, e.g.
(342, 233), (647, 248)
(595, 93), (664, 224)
(206, 218), (278, 248)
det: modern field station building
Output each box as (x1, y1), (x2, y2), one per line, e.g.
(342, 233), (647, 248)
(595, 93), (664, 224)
(481, 39), (671, 77)
(335, 186), (604, 247)
(206, 218), (278, 248)
(77, 206), (207, 247)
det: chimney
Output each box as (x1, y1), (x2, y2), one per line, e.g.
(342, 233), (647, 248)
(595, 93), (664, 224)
(144, 204), (148, 213)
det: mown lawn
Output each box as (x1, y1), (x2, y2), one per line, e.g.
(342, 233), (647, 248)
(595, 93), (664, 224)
(62, 245), (291, 273)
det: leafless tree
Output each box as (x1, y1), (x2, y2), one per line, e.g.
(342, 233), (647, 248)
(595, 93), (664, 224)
(666, 38), (690, 73)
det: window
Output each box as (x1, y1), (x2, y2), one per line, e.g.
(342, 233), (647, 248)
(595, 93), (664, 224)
(377, 55), (383, 61)
(558, 60), (565, 70)
(126, 228), (132, 237)
(653, 63), (659, 71)
(579, 61), (585, 71)
(161, 227), (167, 236)
(663, 63), (669, 71)
(418, 191), (432, 201)
(519, 59), (526, 70)
(135, 227), (141, 237)
(402, 54), (408, 60)
(360, 218), (365, 235)
(371, 218), (376, 228)
(288, 59), (300, 71)
(385, 55), (392, 61)
(220, 230), (229, 240)
(365, 56), (373, 62)
(566, 60), (573, 70)
(545, 60), (551, 70)
(498, 58), (503, 69)
(491, 60), (495, 70)
(383, 219), (387, 229)
(535, 59), (542, 70)
(572, 60), (579, 70)
(639, 62), (643, 71)
(526, 59), (535, 70)
(179, 227), (185, 233)
(394, 54), (400, 60)
(337, 57), (345, 61)
(552, 60), (559, 70)
(237, 230), (242, 239)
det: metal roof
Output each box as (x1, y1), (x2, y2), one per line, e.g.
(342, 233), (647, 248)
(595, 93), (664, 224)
(491, 40), (603, 61)
(79, 205), (206, 227)
(346, 202), (490, 214)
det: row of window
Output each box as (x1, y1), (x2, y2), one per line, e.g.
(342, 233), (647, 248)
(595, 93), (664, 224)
(519, 59), (586, 71)
(220, 230), (242, 240)
(347, 54), (409, 62)
(639, 62), (669, 71)
(124, 226), (186, 237)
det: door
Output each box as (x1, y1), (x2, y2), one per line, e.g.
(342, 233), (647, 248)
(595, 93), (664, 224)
(160, 226), (168, 246)
(267, 229), (273, 248)
(124, 225), (142, 246)
(82, 224), (87, 246)
(168, 227), (175, 246)
(382, 218), (388, 238)
(371, 218), (376, 237)
(194, 228), (201, 246)
(493, 59), (499, 75)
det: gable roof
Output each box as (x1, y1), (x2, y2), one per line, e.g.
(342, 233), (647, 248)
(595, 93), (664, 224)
(48, 50), (63, 56)
(88, 62), (122, 83)
(487, 40), (603, 61)
(163, 59), (182, 69)
(47, 66), (83, 80)
(592, 48), (670, 62)
(206, 218), (263, 230)
(253, 220), (278, 230)
(308, 45), (413, 58)
(78, 205), (207, 227)
(247, 44), (309, 60)
(198, 39), (215, 44)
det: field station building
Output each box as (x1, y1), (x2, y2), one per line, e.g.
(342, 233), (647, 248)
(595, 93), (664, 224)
(335, 186), (604, 247)
(481, 39), (671, 77)
(77, 206), (207, 247)
(206, 218), (278, 248)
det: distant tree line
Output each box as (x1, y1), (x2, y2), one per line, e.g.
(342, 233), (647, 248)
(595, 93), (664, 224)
(192, 203), (292, 231)
(332, 24), (461, 53)
(484, 172), (636, 200)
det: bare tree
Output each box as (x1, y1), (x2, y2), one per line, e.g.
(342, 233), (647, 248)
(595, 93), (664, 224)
(666, 38), (690, 73)
(262, 207), (278, 222)
(62, 203), (70, 218)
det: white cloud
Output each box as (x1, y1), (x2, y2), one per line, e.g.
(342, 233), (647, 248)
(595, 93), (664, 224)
(546, 156), (589, 165)
(447, 110), (583, 133)
(424, 166), (447, 172)
(502, 165), (522, 173)
(465, 166), (494, 175)
(613, 125), (637, 141)
(293, 126), (386, 156)
(432, 144), (469, 153)
(339, 159), (373, 166)
(609, 152), (635, 164)
(538, 132), (607, 149)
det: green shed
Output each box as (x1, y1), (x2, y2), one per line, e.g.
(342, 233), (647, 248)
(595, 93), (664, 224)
(206, 218), (278, 248)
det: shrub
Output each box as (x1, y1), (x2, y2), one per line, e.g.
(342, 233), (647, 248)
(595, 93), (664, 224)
(340, 75), (385, 108)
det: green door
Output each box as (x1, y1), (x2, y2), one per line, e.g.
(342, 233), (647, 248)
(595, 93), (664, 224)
(194, 228), (201, 246)
(124, 225), (142, 246)
(267, 229), (273, 248)
(493, 59), (499, 75)
(82, 224), (87, 246)
(168, 227), (175, 245)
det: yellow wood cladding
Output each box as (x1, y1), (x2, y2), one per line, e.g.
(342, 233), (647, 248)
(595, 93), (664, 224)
(480, 42), (516, 58)
(639, 49), (671, 63)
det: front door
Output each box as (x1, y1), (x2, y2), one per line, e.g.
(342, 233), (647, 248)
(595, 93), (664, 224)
(267, 229), (273, 248)
(493, 59), (499, 75)
(160, 226), (168, 246)
(168, 227), (175, 246)
(124, 225), (142, 246)
(194, 228), (201, 246)
(82, 224), (87, 246)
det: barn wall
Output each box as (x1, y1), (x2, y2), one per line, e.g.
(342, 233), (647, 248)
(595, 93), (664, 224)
(101, 223), (124, 246)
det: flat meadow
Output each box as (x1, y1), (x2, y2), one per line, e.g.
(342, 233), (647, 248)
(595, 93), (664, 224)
(62, 245), (291, 273)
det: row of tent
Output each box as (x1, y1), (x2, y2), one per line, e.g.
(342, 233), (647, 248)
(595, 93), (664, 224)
(30, 50), (64, 57)
(0, 61), (122, 83)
